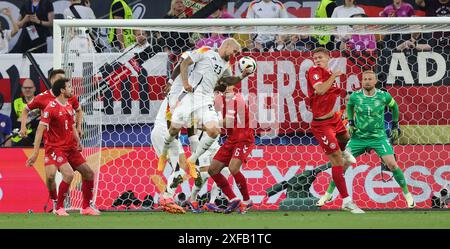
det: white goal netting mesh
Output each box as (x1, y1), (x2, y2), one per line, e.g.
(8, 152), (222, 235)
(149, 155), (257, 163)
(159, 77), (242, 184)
(58, 19), (450, 211)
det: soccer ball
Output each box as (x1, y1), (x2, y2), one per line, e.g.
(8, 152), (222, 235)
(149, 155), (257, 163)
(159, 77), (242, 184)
(238, 56), (257, 74)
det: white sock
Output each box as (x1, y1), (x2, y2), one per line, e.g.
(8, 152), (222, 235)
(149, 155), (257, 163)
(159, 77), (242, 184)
(189, 133), (216, 162)
(162, 133), (175, 155)
(343, 196), (352, 204)
(188, 134), (199, 155)
(209, 182), (220, 204)
(189, 171), (209, 202)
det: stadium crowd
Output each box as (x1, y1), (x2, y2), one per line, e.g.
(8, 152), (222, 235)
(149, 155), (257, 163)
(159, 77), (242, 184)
(0, 0), (449, 148)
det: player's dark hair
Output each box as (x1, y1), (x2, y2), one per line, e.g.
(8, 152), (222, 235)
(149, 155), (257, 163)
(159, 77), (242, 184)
(52, 78), (69, 97)
(312, 47), (330, 56)
(49, 69), (66, 82)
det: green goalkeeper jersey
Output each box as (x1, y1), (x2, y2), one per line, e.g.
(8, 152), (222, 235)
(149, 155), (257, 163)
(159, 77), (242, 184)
(347, 89), (397, 140)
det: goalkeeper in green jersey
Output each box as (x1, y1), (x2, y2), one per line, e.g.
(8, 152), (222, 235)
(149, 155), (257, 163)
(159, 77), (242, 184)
(316, 70), (416, 209)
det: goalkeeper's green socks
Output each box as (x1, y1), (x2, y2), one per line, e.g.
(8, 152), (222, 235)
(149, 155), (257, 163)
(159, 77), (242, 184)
(392, 167), (409, 194)
(326, 181), (336, 195)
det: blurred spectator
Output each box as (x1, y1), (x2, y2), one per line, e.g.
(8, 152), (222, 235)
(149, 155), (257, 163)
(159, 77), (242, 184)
(380, 0), (415, 17)
(416, 0), (450, 16)
(246, 0), (289, 52)
(119, 30), (151, 115)
(196, 33), (227, 49)
(161, 0), (194, 54)
(0, 93), (12, 147)
(416, 0), (450, 50)
(209, 7), (234, 19)
(313, 0), (337, 50)
(64, 0), (95, 19)
(379, 1), (430, 51)
(133, 29), (150, 51)
(332, 0), (366, 50)
(392, 32), (432, 51)
(10, 79), (39, 147)
(284, 35), (318, 52)
(15, 0), (54, 53)
(64, 0), (96, 54)
(0, 8), (19, 54)
(194, 5), (233, 50)
(343, 13), (377, 51)
(108, 0), (136, 52)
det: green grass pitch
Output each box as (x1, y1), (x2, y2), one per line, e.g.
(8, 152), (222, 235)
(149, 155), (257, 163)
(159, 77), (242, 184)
(1, 210), (450, 229)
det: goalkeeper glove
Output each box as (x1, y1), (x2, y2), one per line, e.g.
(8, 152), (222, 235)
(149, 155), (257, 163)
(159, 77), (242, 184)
(389, 122), (401, 141)
(348, 120), (356, 137)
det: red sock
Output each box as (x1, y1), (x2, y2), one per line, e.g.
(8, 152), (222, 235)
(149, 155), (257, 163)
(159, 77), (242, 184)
(233, 171), (249, 201)
(332, 166), (349, 199)
(82, 180), (94, 209)
(56, 181), (70, 210)
(49, 189), (57, 200)
(211, 173), (236, 200)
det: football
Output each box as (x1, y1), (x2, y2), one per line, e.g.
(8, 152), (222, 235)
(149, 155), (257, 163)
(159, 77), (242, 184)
(238, 56), (257, 74)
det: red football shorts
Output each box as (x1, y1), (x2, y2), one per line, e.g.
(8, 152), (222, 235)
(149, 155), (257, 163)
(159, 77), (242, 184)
(213, 140), (254, 166)
(311, 114), (348, 154)
(44, 147), (86, 169)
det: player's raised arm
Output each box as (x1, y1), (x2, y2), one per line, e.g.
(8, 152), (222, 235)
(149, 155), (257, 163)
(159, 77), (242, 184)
(26, 123), (46, 167)
(180, 56), (194, 92)
(219, 68), (252, 86)
(313, 69), (342, 95)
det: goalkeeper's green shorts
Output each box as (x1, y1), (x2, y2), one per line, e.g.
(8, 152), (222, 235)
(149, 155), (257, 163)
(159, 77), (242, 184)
(345, 136), (394, 158)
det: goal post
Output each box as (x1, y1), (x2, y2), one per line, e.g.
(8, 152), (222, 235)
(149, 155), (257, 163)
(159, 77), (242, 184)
(53, 17), (450, 211)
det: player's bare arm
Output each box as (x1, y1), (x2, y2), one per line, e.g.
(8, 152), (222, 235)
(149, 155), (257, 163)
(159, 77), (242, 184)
(314, 70), (342, 95)
(26, 124), (46, 167)
(75, 108), (84, 138)
(219, 68), (252, 86)
(73, 125), (83, 151)
(19, 108), (30, 137)
(180, 56), (194, 92)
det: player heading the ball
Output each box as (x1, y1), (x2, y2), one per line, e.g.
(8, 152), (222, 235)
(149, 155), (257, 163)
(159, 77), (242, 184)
(158, 38), (253, 179)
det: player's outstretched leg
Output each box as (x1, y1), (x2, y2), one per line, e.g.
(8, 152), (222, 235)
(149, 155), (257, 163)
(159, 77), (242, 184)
(76, 163), (101, 216)
(44, 165), (58, 213)
(329, 151), (364, 214)
(382, 155), (416, 208)
(209, 160), (240, 214)
(187, 123), (220, 179)
(204, 167), (231, 213)
(224, 158), (252, 214)
(158, 125), (181, 173)
(55, 164), (74, 216)
(188, 171), (210, 213)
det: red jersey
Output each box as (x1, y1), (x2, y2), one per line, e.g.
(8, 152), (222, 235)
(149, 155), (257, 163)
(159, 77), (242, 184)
(218, 92), (254, 144)
(26, 89), (80, 113)
(306, 66), (342, 118)
(26, 89), (80, 145)
(40, 100), (76, 151)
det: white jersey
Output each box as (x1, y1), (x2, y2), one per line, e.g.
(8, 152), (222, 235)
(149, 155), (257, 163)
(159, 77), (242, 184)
(246, 0), (288, 19)
(246, 0), (289, 43)
(331, 6), (366, 39)
(185, 46), (232, 103)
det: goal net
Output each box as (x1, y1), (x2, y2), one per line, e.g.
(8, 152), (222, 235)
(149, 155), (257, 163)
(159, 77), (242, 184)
(53, 17), (450, 211)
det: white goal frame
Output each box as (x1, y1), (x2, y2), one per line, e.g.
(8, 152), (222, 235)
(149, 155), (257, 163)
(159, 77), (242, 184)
(53, 17), (450, 68)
